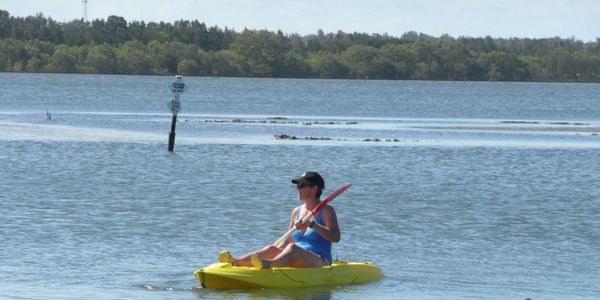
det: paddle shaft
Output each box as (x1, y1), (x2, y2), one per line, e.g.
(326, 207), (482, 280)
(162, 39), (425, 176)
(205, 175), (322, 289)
(273, 183), (352, 247)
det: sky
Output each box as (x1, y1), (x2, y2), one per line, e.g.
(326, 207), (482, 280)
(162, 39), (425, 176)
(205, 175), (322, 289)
(1, 0), (599, 41)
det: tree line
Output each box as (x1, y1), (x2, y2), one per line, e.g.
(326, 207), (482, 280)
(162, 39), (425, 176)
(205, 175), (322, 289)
(1, 10), (600, 82)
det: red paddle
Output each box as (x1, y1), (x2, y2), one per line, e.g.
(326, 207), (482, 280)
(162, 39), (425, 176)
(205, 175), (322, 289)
(273, 183), (352, 247)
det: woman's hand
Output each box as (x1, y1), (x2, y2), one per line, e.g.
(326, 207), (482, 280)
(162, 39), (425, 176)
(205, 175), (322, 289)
(294, 215), (315, 231)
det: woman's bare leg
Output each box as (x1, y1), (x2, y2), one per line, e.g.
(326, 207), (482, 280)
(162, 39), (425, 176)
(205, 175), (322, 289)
(233, 244), (283, 267)
(259, 243), (326, 268)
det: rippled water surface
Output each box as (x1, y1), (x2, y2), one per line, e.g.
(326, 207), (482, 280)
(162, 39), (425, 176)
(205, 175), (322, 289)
(1, 73), (600, 299)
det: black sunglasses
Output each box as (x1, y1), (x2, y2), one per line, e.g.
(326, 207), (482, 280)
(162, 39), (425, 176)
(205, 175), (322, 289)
(296, 183), (315, 189)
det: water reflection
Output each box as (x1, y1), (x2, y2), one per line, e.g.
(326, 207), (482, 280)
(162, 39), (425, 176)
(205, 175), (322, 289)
(192, 285), (339, 300)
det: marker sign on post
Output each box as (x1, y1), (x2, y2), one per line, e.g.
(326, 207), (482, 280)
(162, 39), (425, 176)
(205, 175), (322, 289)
(168, 75), (186, 116)
(170, 99), (181, 115)
(171, 76), (186, 95)
(167, 75), (186, 152)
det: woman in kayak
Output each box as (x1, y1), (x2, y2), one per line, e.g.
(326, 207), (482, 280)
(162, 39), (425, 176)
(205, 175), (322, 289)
(218, 171), (340, 268)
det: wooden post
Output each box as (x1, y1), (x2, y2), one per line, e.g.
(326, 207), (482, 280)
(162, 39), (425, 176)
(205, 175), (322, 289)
(168, 114), (177, 152)
(167, 75), (185, 152)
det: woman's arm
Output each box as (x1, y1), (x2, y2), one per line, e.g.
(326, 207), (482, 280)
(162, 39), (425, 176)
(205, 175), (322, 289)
(283, 206), (300, 246)
(312, 205), (341, 243)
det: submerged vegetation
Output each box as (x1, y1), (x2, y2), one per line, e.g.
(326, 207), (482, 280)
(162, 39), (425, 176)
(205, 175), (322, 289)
(1, 10), (600, 82)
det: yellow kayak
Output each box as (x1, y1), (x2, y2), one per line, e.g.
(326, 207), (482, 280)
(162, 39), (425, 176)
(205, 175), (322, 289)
(194, 261), (384, 289)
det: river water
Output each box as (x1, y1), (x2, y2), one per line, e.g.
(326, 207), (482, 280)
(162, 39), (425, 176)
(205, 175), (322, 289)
(1, 73), (599, 299)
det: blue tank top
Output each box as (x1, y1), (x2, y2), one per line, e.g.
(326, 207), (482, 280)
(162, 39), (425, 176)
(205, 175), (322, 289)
(292, 207), (333, 262)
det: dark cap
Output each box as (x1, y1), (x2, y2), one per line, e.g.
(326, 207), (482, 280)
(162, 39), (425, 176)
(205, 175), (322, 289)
(291, 172), (325, 189)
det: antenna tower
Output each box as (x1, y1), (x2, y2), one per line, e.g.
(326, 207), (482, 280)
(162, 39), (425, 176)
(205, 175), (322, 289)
(82, 0), (88, 22)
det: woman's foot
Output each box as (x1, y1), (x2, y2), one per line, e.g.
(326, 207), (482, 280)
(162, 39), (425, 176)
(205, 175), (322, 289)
(218, 251), (234, 265)
(250, 253), (265, 269)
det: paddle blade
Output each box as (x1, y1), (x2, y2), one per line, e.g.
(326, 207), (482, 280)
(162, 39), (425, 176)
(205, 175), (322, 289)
(310, 183), (352, 215)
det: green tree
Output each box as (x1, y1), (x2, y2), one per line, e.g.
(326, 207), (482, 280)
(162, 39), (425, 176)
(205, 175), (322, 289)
(23, 41), (53, 72)
(571, 51), (600, 81)
(46, 44), (78, 73)
(3, 9), (600, 81)
(435, 42), (474, 80)
(280, 51), (311, 78)
(541, 48), (574, 80)
(105, 15), (129, 45)
(230, 30), (287, 77)
(340, 45), (379, 79)
(0, 10), (10, 39)
(0, 38), (20, 71)
(177, 58), (199, 75)
(478, 51), (529, 81)
(210, 49), (240, 76)
(520, 55), (545, 80)
(414, 61), (441, 80)
(380, 44), (417, 79)
(340, 44), (396, 79)
(84, 44), (117, 73)
(25, 55), (48, 72)
(148, 40), (197, 74)
(195, 48), (211, 76)
(0, 52), (9, 71)
(116, 40), (151, 74)
(202, 25), (234, 51)
(63, 19), (89, 45)
(308, 51), (349, 78)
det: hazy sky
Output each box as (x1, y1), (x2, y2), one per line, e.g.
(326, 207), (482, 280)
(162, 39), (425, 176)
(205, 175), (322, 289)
(2, 0), (599, 41)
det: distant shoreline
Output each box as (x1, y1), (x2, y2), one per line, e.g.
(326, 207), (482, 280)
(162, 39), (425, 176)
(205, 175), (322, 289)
(1, 9), (599, 82)
(2, 71), (600, 84)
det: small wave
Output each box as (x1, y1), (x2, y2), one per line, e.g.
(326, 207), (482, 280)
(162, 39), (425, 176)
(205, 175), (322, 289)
(410, 125), (600, 134)
(140, 284), (176, 291)
(2, 121), (598, 149)
(0, 121), (164, 143)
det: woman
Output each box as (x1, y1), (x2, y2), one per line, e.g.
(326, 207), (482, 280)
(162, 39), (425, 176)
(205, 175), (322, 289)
(218, 171), (340, 268)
